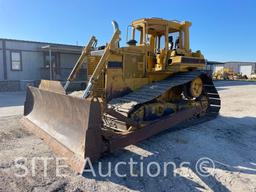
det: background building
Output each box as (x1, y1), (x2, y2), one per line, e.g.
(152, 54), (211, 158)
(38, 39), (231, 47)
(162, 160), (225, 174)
(207, 61), (256, 77)
(206, 61), (225, 72)
(0, 38), (86, 91)
(224, 62), (256, 77)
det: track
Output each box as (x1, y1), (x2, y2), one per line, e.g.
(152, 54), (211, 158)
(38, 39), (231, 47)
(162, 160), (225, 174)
(108, 70), (220, 117)
(202, 75), (221, 118)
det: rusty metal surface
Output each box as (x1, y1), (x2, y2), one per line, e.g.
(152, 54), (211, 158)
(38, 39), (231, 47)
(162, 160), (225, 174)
(22, 86), (103, 173)
(108, 107), (201, 152)
(105, 108), (140, 128)
(20, 117), (86, 173)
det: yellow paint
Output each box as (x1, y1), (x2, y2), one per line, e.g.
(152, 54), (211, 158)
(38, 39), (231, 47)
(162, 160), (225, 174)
(85, 18), (206, 101)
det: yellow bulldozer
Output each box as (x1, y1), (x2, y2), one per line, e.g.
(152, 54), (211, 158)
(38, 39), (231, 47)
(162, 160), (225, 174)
(21, 18), (221, 173)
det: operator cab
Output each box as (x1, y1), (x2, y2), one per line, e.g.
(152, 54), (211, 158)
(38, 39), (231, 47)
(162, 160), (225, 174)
(126, 18), (193, 71)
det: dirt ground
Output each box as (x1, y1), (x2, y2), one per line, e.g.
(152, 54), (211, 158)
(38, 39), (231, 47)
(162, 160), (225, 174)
(0, 81), (256, 192)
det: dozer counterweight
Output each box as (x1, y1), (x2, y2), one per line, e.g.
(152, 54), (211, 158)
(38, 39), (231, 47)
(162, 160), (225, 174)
(21, 18), (220, 173)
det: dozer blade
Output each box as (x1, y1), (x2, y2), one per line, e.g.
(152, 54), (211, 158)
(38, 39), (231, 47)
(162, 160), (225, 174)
(20, 86), (103, 173)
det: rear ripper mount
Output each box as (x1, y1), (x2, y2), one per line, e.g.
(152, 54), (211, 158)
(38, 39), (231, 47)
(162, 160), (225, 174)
(20, 71), (220, 174)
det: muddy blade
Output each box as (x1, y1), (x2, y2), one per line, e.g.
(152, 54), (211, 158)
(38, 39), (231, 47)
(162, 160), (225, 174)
(20, 86), (102, 173)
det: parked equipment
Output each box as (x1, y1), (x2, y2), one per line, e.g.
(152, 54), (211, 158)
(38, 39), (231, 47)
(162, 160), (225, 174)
(251, 73), (256, 80)
(213, 68), (236, 80)
(21, 18), (221, 173)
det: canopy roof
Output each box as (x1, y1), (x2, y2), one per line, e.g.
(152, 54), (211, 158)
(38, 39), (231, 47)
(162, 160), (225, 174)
(131, 17), (191, 35)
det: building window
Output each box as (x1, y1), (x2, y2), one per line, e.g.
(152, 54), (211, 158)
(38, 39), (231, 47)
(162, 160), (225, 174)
(11, 51), (22, 71)
(44, 52), (56, 68)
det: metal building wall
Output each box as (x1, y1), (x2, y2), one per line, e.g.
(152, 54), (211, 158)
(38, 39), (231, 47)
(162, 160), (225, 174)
(5, 40), (45, 80)
(225, 62), (256, 74)
(1, 39), (83, 81)
(0, 40), (3, 80)
(0, 38), (84, 91)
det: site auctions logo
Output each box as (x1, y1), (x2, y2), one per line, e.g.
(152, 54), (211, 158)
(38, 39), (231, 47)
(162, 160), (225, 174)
(13, 156), (216, 178)
(14, 157), (68, 177)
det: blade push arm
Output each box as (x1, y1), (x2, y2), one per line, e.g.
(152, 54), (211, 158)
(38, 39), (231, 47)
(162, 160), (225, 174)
(64, 36), (97, 90)
(82, 24), (121, 98)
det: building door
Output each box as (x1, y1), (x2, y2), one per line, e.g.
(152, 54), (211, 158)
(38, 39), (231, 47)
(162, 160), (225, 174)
(240, 65), (252, 77)
(44, 52), (60, 80)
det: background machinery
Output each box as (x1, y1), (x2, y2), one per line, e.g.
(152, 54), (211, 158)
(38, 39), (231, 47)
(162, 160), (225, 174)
(21, 18), (221, 173)
(213, 68), (251, 80)
(213, 68), (236, 80)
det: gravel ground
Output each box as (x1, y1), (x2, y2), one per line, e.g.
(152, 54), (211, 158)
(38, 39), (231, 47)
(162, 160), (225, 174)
(0, 81), (256, 192)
